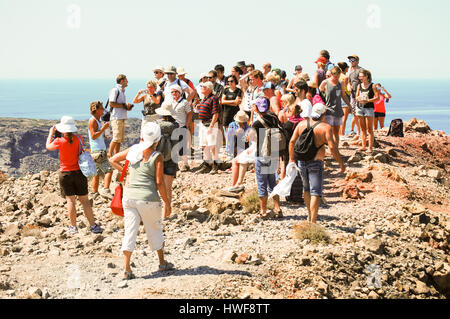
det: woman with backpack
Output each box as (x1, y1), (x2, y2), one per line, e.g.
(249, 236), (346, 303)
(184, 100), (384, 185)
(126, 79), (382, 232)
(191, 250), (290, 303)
(155, 101), (180, 213)
(355, 69), (379, 152)
(45, 116), (104, 235)
(109, 122), (174, 280)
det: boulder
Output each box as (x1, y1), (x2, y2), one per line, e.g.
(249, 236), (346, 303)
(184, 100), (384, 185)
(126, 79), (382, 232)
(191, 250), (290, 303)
(431, 263), (450, 296)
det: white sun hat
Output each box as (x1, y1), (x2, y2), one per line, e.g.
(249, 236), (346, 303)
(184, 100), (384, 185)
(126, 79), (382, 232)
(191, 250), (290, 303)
(55, 116), (78, 133)
(126, 122), (162, 164)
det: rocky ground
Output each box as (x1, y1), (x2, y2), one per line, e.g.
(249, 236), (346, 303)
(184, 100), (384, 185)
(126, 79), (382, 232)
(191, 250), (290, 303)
(0, 118), (449, 299)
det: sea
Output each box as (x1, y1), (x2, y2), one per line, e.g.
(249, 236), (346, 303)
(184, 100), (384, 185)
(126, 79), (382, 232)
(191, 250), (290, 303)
(0, 79), (449, 133)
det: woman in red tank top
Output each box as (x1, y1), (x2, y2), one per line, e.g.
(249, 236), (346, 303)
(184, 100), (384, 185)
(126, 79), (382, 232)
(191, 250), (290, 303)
(373, 83), (392, 130)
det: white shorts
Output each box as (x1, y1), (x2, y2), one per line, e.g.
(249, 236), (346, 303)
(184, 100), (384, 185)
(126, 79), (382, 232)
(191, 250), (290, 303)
(122, 198), (164, 252)
(199, 122), (220, 147)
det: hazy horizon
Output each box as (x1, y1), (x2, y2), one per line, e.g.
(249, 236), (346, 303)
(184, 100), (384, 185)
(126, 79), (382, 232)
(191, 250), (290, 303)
(1, 0), (448, 80)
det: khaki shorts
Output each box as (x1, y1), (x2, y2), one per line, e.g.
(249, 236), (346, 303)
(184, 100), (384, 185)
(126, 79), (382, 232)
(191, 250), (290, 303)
(91, 150), (113, 175)
(111, 119), (125, 143)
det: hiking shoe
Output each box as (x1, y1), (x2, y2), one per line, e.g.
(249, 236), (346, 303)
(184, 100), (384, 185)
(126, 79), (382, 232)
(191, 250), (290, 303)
(68, 226), (78, 235)
(210, 162), (219, 175)
(158, 261), (175, 272)
(180, 163), (190, 172)
(192, 161), (207, 173)
(197, 162), (211, 174)
(90, 224), (104, 234)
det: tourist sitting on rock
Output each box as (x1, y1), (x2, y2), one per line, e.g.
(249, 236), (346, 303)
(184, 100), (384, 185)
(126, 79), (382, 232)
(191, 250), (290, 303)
(109, 122), (174, 280)
(45, 116), (104, 235)
(88, 101), (113, 198)
(289, 104), (345, 223)
(225, 111), (255, 193)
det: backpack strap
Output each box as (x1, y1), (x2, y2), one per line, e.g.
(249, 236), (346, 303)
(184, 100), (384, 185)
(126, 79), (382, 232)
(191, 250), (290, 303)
(75, 134), (84, 155)
(105, 88), (121, 111)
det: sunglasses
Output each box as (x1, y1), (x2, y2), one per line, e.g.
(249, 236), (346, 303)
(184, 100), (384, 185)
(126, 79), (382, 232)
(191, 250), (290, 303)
(228, 80), (235, 83)
(207, 76), (213, 79)
(349, 59), (356, 62)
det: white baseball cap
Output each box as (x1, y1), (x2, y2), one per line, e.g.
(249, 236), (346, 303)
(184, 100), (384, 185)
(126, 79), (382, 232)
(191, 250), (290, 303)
(310, 103), (326, 119)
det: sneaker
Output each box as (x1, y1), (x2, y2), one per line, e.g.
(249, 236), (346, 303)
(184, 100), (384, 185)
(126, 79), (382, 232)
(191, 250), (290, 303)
(99, 188), (112, 199)
(90, 224), (104, 234)
(123, 271), (136, 280)
(158, 261), (175, 272)
(227, 185), (245, 193)
(197, 162), (211, 174)
(68, 226), (78, 234)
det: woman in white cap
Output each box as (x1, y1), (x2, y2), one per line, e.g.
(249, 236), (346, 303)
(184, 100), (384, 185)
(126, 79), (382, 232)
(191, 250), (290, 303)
(109, 122), (174, 279)
(46, 116), (104, 235)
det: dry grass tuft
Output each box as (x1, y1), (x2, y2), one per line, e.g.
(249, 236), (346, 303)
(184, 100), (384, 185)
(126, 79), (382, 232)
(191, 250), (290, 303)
(241, 189), (274, 214)
(292, 221), (331, 244)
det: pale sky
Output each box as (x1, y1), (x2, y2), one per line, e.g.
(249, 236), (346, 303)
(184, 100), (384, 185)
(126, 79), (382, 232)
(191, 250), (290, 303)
(1, 0), (449, 79)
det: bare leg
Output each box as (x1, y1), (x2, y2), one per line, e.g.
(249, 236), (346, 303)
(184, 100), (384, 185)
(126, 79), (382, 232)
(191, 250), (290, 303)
(259, 196), (268, 215)
(104, 172), (112, 189)
(108, 141), (118, 158)
(379, 117), (385, 129)
(374, 117), (378, 131)
(123, 250), (132, 273)
(236, 163), (248, 186)
(303, 191), (311, 221)
(157, 249), (165, 265)
(66, 196), (77, 227)
(92, 176), (100, 193)
(273, 195), (280, 212)
(310, 195), (321, 223)
(78, 195), (95, 227)
(358, 116), (367, 151)
(366, 117), (374, 152)
(231, 158), (239, 186)
(114, 143), (121, 156)
(163, 175), (174, 214)
(333, 126), (340, 145)
(340, 107), (350, 135)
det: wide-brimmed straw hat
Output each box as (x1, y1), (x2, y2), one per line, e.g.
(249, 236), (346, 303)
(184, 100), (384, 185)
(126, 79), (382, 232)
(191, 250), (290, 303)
(155, 101), (176, 117)
(165, 66), (177, 74)
(55, 116), (77, 133)
(176, 67), (187, 76)
(233, 110), (249, 123)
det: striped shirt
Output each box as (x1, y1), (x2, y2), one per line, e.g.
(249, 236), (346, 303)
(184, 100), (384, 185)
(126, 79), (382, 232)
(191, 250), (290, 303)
(197, 94), (218, 121)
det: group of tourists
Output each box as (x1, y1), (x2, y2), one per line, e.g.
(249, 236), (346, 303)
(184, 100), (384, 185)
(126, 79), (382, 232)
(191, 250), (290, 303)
(45, 49), (393, 280)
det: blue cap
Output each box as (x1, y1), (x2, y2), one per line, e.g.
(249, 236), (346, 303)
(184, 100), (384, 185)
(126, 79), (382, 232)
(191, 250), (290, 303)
(256, 97), (270, 113)
(261, 81), (275, 90)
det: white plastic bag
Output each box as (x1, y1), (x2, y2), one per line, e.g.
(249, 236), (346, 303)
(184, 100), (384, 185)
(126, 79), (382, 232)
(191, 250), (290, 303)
(269, 162), (300, 198)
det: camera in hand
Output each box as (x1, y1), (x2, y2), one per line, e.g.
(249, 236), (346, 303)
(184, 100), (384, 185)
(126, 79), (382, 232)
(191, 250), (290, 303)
(53, 130), (62, 139)
(101, 111), (111, 122)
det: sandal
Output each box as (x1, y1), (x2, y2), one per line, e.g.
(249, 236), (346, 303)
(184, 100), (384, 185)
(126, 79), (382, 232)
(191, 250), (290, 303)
(158, 261), (175, 272)
(274, 209), (283, 218)
(123, 271), (136, 280)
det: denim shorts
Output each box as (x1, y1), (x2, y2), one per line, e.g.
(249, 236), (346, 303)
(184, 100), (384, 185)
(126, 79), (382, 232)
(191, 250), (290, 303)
(298, 160), (324, 197)
(255, 157), (277, 198)
(325, 115), (343, 127)
(355, 106), (374, 117)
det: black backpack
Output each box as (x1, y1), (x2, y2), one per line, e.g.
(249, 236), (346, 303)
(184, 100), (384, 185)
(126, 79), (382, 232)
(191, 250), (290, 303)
(294, 119), (323, 161)
(387, 119), (404, 137)
(156, 121), (179, 162)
